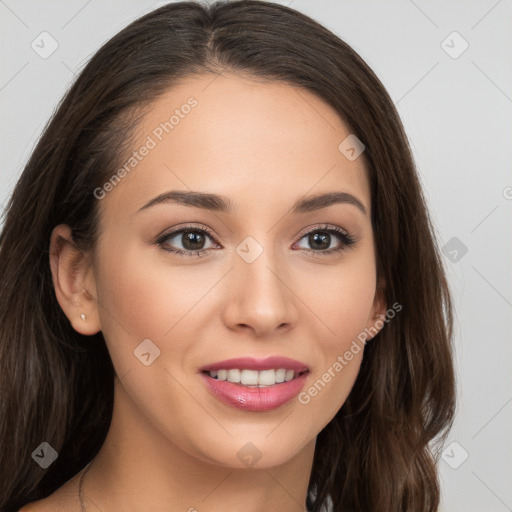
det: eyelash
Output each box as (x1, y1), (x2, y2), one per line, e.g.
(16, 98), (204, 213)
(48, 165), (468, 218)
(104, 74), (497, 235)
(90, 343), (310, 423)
(155, 223), (356, 259)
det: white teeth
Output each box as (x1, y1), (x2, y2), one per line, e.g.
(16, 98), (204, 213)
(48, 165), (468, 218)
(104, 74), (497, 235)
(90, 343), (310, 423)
(258, 369), (275, 386)
(275, 369), (286, 383)
(240, 369), (259, 385)
(207, 368), (300, 386)
(227, 369), (241, 383)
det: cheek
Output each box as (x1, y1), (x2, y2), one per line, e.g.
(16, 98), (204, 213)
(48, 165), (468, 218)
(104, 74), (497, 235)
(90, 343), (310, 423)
(92, 240), (171, 375)
(303, 254), (377, 344)
(93, 241), (219, 372)
(296, 256), (376, 418)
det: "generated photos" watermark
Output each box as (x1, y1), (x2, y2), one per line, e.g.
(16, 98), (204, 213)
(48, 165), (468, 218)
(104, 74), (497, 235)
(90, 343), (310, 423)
(93, 97), (198, 200)
(298, 301), (402, 405)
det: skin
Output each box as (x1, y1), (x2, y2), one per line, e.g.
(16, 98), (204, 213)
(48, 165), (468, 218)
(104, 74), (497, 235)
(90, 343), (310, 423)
(26, 72), (386, 511)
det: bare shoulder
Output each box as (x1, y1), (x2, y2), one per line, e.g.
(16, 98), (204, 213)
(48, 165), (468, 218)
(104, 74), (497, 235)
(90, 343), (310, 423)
(17, 501), (47, 512)
(18, 474), (81, 512)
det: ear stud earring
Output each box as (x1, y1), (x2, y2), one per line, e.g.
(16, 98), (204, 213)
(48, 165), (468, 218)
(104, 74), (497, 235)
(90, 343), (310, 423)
(80, 313), (87, 322)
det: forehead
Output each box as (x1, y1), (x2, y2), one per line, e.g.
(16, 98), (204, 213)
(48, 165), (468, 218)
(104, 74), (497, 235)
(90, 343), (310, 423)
(99, 72), (370, 223)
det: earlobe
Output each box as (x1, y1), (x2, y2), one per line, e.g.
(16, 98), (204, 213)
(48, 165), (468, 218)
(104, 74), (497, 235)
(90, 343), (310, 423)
(49, 224), (101, 336)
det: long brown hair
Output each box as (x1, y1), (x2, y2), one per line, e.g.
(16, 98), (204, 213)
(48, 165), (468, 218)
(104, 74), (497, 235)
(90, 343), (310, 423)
(0, 1), (456, 510)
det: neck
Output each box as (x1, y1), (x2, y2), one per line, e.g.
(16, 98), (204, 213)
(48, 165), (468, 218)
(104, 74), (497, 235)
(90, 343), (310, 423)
(80, 377), (315, 511)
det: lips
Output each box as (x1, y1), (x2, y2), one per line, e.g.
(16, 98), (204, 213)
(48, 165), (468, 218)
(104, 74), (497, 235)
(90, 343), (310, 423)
(199, 356), (309, 373)
(199, 356), (310, 412)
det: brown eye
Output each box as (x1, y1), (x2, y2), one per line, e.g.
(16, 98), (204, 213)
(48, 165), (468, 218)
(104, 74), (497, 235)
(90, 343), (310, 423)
(294, 225), (356, 256)
(307, 232), (331, 250)
(176, 230), (207, 251)
(156, 225), (219, 257)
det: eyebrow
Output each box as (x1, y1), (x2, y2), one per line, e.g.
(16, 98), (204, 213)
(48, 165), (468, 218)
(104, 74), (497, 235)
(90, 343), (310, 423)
(137, 190), (367, 216)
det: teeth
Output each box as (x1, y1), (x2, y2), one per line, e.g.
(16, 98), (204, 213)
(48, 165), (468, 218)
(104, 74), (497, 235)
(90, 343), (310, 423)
(275, 369), (286, 383)
(258, 369), (275, 386)
(208, 368), (299, 386)
(240, 369), (259, 385)
(227, 369), (241, 383)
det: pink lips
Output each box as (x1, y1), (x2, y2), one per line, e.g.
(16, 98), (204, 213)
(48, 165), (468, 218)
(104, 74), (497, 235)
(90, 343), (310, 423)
(200, 356), (308, 373)
(199, 356), (309, 412)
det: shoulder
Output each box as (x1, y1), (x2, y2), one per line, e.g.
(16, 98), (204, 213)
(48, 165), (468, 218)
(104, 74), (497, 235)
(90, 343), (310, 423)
(18, 496), (75, 511)
(18, 475), (81, 511)
(18, 500), (49, 511)
(18, 497), (65, 512)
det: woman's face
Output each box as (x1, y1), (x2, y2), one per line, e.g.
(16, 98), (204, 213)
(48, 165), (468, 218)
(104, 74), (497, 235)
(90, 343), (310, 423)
(74, 73), (385, 468)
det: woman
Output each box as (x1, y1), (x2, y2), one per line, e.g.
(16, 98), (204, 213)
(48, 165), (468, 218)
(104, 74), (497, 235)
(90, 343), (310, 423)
(0, 1), (456, 511)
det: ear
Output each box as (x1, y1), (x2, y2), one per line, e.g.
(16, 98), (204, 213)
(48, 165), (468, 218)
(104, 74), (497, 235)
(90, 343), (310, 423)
(364, 276), (387, 342)
(49, 224), (101, 335)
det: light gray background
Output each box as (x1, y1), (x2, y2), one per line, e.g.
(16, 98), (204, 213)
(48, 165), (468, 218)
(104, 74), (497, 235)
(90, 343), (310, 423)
(1, 1), (511, 511)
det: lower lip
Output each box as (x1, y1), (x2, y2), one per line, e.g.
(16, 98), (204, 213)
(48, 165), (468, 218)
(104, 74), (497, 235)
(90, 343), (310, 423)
(200, 372), (309, 412)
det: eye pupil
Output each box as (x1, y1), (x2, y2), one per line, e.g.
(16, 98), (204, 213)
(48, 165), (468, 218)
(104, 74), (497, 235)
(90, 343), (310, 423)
(183, 230), (205, 250)
(159, 225), (351, 258)
(309, 232), (330, 250)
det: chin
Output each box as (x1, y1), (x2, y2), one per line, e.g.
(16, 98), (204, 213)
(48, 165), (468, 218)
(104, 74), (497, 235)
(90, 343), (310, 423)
(186, 429), (315, 470)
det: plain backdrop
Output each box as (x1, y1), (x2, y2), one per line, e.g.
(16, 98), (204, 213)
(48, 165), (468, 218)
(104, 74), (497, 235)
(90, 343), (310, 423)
(1, 1), (511, 511)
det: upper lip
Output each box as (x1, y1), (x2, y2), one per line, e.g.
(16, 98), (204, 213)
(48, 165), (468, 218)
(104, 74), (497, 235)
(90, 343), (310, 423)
(199, 356), (309, 373)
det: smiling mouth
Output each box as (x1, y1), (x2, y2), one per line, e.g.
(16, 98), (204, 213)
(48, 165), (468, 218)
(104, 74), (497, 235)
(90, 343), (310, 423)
(202, 368), (309, 387)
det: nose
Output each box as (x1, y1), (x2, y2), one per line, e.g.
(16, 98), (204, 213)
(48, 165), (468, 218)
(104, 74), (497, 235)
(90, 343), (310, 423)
(222, 244), (299, 338)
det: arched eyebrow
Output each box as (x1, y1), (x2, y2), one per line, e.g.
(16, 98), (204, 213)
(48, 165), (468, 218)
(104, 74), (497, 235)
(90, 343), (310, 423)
(137, 190), (367, 216)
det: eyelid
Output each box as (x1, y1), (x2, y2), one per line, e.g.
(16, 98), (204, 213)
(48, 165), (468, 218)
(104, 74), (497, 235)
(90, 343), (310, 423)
(294, 223), (350, 240)
(158, 223), (351, 242)
(292, 223), (357, 255)
(156, 223), (221, 243)
(156, 222), (356, 257)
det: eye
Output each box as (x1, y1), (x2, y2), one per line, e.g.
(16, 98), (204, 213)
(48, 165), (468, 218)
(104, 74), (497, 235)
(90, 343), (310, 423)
(294, 224), (356, 256)
(156, 224), (219, 258)
(156, 223), (356, 258)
